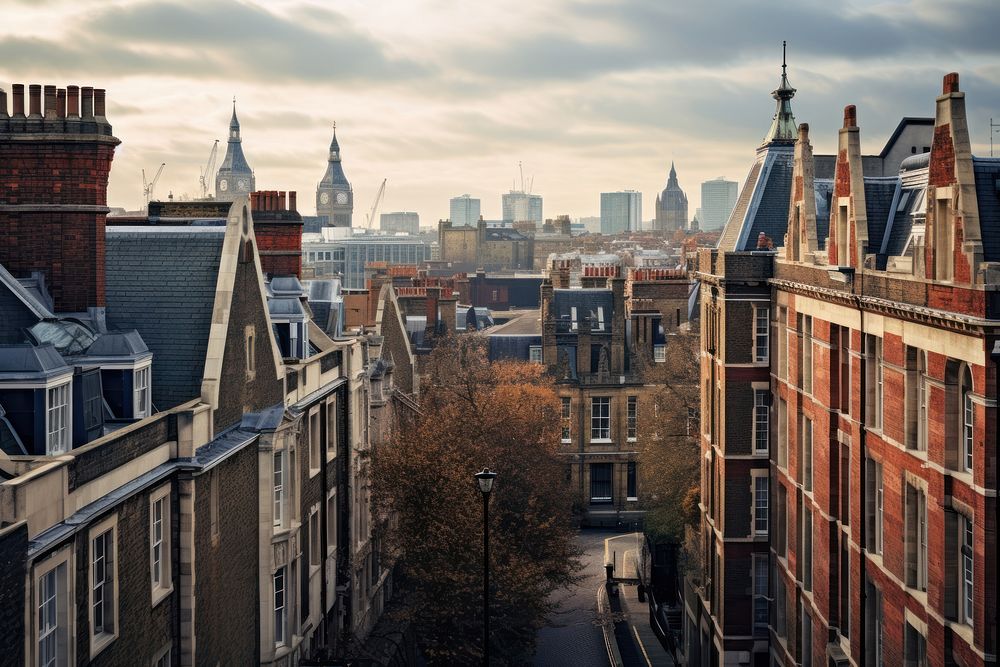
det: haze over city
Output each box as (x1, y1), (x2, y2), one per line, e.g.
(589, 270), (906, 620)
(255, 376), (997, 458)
(3, 0), (1000, 221)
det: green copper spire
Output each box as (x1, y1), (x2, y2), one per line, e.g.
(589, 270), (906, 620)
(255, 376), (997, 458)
(763, 41), (797, 144)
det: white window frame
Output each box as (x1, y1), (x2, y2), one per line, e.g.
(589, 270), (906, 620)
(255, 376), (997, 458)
(962, 385), (974, 473)
(626, 396), (637, 442)
(309, 507), (321, 573)
(561, 397), (571, 443)
(752, 388), (769, 455)
(326, 489), (337, 557)
(46, 381), (72, 455)
(34, 546), (73, 667)
(308, 406), (321, 477)
(653, 344), (666, 363)
(528, 345), (542, 363)
(752, 473), (768, 535)
(752, 554), (769, 633)
(589, 462), (613, 503)
(273, 566), (287, 646)
(961, 515), (974, 627)
(326, 397), (338, 462)
(88, 514), (119, 657)
(590, 396), (611, 442)
(150, 484), (173, 605)
(803, 417), (813, 493)
(273, 450), (286, 528)
(753, 306), (769, 363)
(133, 364), (151, 419)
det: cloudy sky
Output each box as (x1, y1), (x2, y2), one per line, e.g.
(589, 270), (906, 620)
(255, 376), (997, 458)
(3, 0), (1000, 224)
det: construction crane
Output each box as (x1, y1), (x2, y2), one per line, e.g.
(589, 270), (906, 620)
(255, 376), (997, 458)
(365, 178), (387, 229)
(142, 163), (166, 207)
(198, 140), (219, 199)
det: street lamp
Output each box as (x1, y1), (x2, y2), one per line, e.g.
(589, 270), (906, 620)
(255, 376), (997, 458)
(474, 468), (497, 666)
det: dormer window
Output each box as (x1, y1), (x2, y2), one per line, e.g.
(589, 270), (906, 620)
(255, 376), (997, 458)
(133, 366), (150, 419)
(46, 382), (71, 455)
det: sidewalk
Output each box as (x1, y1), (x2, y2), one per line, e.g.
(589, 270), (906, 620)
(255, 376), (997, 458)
(616, 583), (676, 666)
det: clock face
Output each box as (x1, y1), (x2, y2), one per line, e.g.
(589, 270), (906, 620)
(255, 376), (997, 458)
(219, 179), (228, 192)
(336, 192), (348, 205)
(237, 178), (247, 191)
(320, 192), (330, 205)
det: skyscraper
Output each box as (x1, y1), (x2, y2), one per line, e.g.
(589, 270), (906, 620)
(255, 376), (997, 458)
(449, 194), (480, 226)
(600, 191), (642, 235)
(700, 177), (738, 231)
(215, 101), (255, 202)
(654, 162), (688, 233)
(501, 191), (542, 224)
(316, 126), (353, 227)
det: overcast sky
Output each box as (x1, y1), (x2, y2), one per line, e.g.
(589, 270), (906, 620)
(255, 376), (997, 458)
(3, 0), (1000, 223)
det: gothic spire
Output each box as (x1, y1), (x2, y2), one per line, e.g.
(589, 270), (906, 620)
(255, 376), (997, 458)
(763, 41), (797, 144)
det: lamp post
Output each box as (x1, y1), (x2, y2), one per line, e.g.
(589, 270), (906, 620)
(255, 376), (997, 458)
(474, 468), (497, 666)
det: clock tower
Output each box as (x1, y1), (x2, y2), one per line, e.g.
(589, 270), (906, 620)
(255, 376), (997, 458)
(215, 100), (255, 202)
(316, 125), (353, 227)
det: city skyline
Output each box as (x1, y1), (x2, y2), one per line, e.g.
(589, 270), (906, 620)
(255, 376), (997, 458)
(2, 0), (999, 225)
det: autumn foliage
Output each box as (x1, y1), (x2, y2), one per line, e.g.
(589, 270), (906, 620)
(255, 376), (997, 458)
(373, 337), (581, 664)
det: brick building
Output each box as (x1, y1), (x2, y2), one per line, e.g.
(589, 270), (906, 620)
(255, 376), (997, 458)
(0, 83), (414, 666)
(690, 73), (998, 667)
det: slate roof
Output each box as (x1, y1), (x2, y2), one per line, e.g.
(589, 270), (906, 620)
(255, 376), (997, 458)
(552, 289), (614, 332)
(741, 150), (794, 250)
(0, 343), (70, 381)
(488, 334), (541, 362)
(217, 107), (253, 176)
(863, 178), (900, 257)
(483, 228), (529, 241)
(973, 158), (1000, 262)
(105, 227), (226, 410)
(717, 160), (763, 251)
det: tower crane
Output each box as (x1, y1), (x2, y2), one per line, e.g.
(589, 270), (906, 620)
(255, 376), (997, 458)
(142, 163), (166, 207)
(199, 140), (219, 199)
(365, 178), (387, 229)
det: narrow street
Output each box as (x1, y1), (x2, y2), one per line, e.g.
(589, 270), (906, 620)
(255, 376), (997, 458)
(532, 529), (615, 666)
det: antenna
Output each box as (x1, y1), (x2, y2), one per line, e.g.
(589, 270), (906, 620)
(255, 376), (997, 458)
(782, 40), (787, 75)
(519, 161), (524, 192)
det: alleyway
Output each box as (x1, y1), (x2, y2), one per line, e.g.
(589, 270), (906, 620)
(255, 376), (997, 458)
(532, 529), (615, 666)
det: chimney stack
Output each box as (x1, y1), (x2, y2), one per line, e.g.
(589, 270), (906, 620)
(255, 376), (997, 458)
(943, 72), (960, 95)
(28, 84), (42, 117)
(12, 84), (24, 117)
(279, 191), (286, 210)
(0, 88), (7, 119)
(56, 89), (66, 119)
(93, 89), (106, 119)
(288, 191), (297, 211)
(66, 86), (79, 118)
(43, 85), (57, 119)
(843, 104), (856, 128)
(81, 87), (94, 118)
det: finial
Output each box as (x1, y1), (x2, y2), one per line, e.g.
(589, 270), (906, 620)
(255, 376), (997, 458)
(782, 41), (787, 74)
(333, 120), (337, 136)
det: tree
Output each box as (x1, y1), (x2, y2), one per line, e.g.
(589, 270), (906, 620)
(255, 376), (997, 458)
(372, 336), (581, 664)
(637, 330), (701, 544)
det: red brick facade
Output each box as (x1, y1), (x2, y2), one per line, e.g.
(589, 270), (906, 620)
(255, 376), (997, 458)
(0, 83), (119, 312)
(250, 190), (303, 278)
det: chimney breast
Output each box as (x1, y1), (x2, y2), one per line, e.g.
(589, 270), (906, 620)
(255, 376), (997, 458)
(943, 72), (960, 94)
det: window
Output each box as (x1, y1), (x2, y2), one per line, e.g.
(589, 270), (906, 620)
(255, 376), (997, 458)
(37, 560), (69, 667)
(326, 398), (338, 460)
(309, 408), (321, 475)
(865, 581), (884, 667)
(310, 509), (321, 570)
(864, 334), (883, 429)
(528, 346), (542, 363)
(904, 620), (927, 667)
(245, 325), (256, 378)
(777, 307), (788, 380)
(775, 483), (788, 559)
(273, 451), (286, 528)
(801, 607), (813, 667)
(865, 458), (884, 555)
(326, 490), (337, 556)
(150, 486), (172, 603)
(754, 307), (769, 362)
(90, 520), (117, 652)
(560, 397), (571, 442)
(753, 389), (769, 455)
(134, 366), (150, 418)
(653, 344), (666, 362)
(905, 347), (926, 450)
(153, 645), (172, 667)
(753, 474), (768, 535)
(801, 418), (813, 492)
(802, 502), (813, 592)
(590, 397), (610, 441)
(801, 315), (813, 393)
(961, 367), (973, 472)
(273, 567), (286, 646)
(905, 482), (927, 591)
(590, 463), (612, 504)
(752, 554), (768, 635)
(626, 396), (637, 441)
(777, 398), (787, 469)
(962, 516), (974, 626)
(626, 462), (637, 500)
(775, 572), (787, 639)
(46, 382), (71, 455)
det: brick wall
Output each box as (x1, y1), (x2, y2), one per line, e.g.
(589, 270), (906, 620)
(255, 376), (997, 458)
(0, 523), (27, 665)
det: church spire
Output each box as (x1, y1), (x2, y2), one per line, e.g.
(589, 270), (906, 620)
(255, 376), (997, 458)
(763, 41), (797, 144)
(667, 161), (678, 187)
(229, 97), (241, 142)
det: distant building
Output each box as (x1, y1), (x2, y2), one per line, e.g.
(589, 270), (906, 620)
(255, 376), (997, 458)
(436, 218), (533, 271)
(449, 194), (481, 227)
(578, 216), (602, 233)
(600, 191), (642, 235)
(316, 127), (353, 227)
(303, 233), (432, 289)
(380, 211), (419, 234)
(215, 102), (255, 201)
(502, 191), (543, 223)
(699, 177), (738, 231)
(654, 162), (688, 233)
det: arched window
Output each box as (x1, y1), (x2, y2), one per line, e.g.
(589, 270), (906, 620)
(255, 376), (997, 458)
(960, 366), (973, 473)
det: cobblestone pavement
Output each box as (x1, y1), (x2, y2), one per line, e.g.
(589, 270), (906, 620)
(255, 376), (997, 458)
(531, 529), (616, 667)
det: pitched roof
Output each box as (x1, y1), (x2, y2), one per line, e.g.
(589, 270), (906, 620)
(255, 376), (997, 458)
(973, 158), (1000, 262)
(105, 227), (226, 410)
